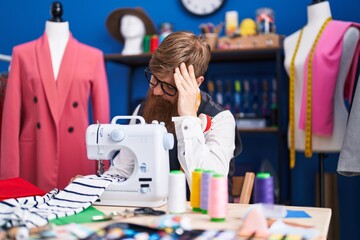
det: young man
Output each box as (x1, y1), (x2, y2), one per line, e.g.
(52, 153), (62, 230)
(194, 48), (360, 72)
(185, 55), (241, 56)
(106, 31), (242, 201)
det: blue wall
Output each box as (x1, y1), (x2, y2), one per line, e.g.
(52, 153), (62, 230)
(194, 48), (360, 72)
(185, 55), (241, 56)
(1, 0), (360, 239)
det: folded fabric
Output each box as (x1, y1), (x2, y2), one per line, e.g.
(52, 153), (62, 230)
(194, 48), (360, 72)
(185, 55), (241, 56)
(0, 177), (46, 201)
(50, 206), (105, 225)
(0, 175), (116, 229)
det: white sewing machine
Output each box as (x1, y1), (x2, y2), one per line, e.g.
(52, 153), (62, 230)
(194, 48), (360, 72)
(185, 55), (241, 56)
(86, 116), (174, 207)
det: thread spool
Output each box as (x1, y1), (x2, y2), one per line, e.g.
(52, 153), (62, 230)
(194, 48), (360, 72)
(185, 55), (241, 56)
(150, 35), (158, 53)
(200, 170), (215, 214)
(254, 172), (274, 204)
(190, 168), (203, 212)
(208, 173), (228, 222)
(168, 170), (186, 214)
(143, 35), (150, 53)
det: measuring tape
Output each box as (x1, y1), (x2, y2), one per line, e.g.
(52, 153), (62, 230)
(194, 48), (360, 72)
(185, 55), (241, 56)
(289, 17), (332, 168)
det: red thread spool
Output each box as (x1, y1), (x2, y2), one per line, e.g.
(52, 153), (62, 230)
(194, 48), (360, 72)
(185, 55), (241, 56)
(150, 35), (159, 53)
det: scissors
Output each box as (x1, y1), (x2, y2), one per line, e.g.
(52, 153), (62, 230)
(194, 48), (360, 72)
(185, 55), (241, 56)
(92, 207), (166, 221)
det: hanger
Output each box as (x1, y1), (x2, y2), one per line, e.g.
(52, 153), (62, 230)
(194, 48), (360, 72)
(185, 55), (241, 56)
(0, 54), (11, 62)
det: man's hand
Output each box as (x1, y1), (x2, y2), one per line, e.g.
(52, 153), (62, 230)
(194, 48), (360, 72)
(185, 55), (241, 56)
(174, 63), (201, 116)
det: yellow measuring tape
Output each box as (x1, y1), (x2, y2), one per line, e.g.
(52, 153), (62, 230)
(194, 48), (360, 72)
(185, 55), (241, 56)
(289, 17), (332, 168)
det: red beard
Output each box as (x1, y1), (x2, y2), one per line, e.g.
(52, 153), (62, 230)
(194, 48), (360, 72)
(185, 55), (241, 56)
(142, 90), (179, 135)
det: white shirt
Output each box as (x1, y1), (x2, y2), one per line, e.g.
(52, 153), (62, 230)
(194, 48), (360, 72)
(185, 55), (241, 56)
(172, 111), (235, 187)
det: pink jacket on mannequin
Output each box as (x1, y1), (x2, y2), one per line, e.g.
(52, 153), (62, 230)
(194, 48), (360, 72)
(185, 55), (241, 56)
(0, 33), (110, 191)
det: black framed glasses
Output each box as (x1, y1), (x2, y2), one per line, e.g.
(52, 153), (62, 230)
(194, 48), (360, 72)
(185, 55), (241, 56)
(144, 66), (178, 96)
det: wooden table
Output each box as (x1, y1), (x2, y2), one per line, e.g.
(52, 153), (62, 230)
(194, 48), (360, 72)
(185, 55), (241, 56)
(82, 203), (331, 239)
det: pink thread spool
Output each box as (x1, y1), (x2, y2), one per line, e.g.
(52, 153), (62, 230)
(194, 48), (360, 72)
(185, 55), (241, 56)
(208, 173), (228, 222)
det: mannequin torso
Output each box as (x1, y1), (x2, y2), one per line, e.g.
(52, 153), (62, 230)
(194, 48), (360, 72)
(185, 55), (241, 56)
(45, 20), (70, 80)
(120, 14), (145, 55)
(284, 1), (360, 152)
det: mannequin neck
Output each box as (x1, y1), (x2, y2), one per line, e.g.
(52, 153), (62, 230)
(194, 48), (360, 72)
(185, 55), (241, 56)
(122, 37), (143, 55)
(307, 1), (332, 25)
(45, 20), (70, 80)
(45, 20), (70, 41)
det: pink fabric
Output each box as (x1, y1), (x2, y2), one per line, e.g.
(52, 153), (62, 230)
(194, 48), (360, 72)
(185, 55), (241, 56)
(0, 34), (110, 191)
(299, 20), (360, 136)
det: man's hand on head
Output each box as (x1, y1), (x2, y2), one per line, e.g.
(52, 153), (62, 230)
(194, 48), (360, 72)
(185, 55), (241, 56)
(174, 63), (200, 117)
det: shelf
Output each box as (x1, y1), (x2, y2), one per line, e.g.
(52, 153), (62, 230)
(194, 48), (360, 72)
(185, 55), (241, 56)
(104, 47), (283, 66)
(238, 127), (278, 133)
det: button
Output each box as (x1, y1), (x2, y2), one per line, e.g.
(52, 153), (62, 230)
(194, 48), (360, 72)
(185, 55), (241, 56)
(72, 102), (78, 108)
(36, 122), (41, 129)
(68, 127), (74, 133)
(184, 125), (188, 130)
(33, 96), (38, 103)
(140, 187), (150, 193)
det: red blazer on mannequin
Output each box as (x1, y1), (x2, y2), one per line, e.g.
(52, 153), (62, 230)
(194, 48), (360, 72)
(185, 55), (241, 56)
(0, 34), (110, 191)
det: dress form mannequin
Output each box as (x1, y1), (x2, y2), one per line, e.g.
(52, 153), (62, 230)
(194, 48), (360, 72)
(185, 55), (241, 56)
(45, 1), (69, 80)
(120, 14), (146, 55)
(284, 1), (359, 153)
(284, 0), (359, 207)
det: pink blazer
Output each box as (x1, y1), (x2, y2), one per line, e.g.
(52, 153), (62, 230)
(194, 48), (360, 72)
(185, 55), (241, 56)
(0, 34), (110, 191)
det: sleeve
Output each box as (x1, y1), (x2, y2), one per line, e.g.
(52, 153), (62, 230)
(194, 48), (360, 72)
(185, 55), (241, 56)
(0, 48), (22, 179)
(91, 50), (110, 124)
(172, 110), (236, 187)
(337, 77), (360, 176)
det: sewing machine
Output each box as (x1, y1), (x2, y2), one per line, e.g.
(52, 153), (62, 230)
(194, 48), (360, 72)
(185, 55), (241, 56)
(86, 116), (174, 207)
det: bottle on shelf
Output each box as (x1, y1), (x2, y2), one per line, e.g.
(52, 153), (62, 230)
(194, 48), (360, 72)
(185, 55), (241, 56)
(252, 79), (260, 116)
(224, 80), (233, 111)
(215, 80), (224, 106)
(207, 80), (215, 99)
(262, 79), (269, 124)
(270, 78), (278, 127)
(233, 79), (242, 116)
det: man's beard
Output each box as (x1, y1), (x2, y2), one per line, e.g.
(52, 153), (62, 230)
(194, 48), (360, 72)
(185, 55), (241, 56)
(142, 90), (179, 135)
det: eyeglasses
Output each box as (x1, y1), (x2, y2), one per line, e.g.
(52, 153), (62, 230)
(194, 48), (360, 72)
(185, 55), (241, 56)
(144, 67), (178, 96)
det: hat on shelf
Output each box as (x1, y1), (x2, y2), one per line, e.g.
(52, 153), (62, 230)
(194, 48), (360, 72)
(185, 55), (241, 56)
(106, 7), (156, 44)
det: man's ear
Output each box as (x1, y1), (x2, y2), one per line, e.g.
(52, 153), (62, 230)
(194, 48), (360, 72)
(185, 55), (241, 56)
(196, 76), (204, 87)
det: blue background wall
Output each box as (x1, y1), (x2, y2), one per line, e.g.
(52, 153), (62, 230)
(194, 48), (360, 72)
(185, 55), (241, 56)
(1, 0), (360, 239)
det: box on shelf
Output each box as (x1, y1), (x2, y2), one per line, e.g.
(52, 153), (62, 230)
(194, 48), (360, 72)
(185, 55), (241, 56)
(217, 33), (282, 50)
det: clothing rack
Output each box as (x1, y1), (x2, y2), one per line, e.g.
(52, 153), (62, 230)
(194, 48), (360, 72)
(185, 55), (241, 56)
(0, 54), (11, 62)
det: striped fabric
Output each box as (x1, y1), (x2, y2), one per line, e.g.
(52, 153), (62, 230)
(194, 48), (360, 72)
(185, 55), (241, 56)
(0, 174), (124, 229)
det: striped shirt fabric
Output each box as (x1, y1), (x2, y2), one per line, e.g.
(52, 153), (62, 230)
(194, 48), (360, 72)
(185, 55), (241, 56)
(0, 174), (125, 229)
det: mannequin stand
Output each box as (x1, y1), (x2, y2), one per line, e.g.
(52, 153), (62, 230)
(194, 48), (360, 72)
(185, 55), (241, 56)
(318, 153), (327, 207)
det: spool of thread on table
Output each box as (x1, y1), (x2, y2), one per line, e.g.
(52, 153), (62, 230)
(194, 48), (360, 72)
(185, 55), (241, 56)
(168, 170), (186, 214)
(254, 172), (274, 204)
(200, 170), (215, 214)
(208, 173), (228, 222)
(190, 168), (203, 212)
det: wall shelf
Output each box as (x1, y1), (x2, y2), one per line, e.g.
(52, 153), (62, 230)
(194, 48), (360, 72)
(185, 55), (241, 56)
(104, 47), (282, 66)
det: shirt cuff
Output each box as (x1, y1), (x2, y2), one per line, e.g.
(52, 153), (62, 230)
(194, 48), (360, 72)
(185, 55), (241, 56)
(172, 116), (203, 140)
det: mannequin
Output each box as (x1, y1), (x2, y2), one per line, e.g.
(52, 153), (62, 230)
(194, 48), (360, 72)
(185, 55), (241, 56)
(284, 1), (359, 155)
(46, 2), (69, 80)
(0, 2), (110, 191)
(120, 14), (146, 55)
